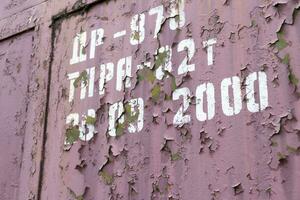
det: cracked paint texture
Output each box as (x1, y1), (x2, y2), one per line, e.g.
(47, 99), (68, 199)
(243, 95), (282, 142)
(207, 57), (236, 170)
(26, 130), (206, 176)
(1, 0), (300, 200)
(41, 0), (300, 200)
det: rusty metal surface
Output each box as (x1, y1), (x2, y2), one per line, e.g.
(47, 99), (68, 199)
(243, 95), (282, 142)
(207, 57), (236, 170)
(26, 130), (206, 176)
(1, 0), (300, 200)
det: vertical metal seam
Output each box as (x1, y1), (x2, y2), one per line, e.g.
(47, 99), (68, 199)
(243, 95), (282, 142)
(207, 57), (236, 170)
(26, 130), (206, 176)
(36, 21), (56, 200)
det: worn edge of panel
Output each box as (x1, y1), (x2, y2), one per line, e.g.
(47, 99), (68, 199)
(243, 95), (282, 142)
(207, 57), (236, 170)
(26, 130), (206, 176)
(0, 0), (48, 22)
(0, 1), (47, 41)
(0, 26), (35, 43)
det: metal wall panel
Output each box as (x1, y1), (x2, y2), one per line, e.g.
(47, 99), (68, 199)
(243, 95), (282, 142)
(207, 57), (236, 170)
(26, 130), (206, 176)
(0, 30), (34, 200)
(0, 1), (49, 200)
(1, 0), (300, 200)
(39, 0), (300, 200)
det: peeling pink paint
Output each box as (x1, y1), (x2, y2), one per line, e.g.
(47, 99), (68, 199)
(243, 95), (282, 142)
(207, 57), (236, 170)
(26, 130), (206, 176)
(1, 0), (300, 200)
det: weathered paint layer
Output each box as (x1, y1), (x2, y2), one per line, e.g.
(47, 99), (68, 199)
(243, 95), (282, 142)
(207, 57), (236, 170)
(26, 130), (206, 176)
(0, 0), (300, 200)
